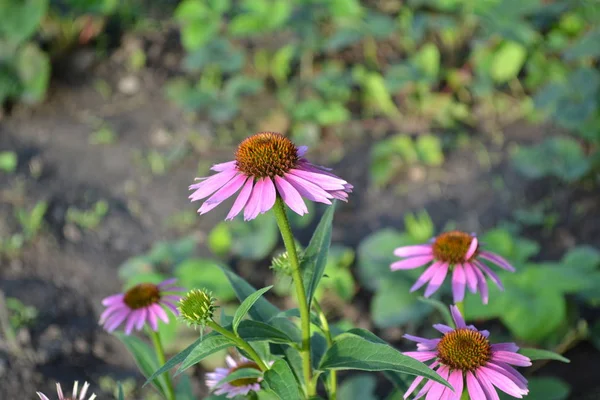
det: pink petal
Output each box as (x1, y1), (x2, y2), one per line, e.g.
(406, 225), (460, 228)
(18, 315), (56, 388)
(475, 261), (504, 290)
(433, 324), (454, 334)
(491, 343), (519, 352)
(478, 366), (526, 398)
(403, 351), (437, 362)
(102, 294), (125, 306)
(473, 265), (489, 304)
(394, 244), (434, 257)
(465, 236), (478, 260)
(450, 305), (466, 328)
(287, 169), (347, 191)
(447, 370), (464, 400)
(158, 278), (177, 288)
(410, 262), (443, 292)
(124, 311), (138, 334)
(424, 262), (449, 297)
(274, 175), (308, 215)
(391, 255), (434, 270)
(204, 173), (247, 205)
(147, 307), (158, 331)
(452, 264), (466, 303)
(466, 371), (486, 400)
(404, 376), (425, 399)
(487, 361), (528, 387)
(226, 177), (253, 220)
(104, 310), (129, 332)
(244, 178), (265, 221)
(491, 351), (531, 367)
(284, 172), (333, 204)
(425, 366), (449, 400)
(463, 263), (478, 293)
(210, 161), (237, 172)
(297, 146), (308, 156)
(189, 169), (239, 201)
(99, 305), (127, 324)
(153, 304), (170, 323)
(479, 251), (516, 272)
(260, 177), (276, 213)
(474, 369), (501, 400)
(136, 308), (147, 330)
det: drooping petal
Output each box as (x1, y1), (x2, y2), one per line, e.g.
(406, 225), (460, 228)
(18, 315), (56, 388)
(274, 175), (308, 215)
(404, 375), (425, 399)
(466, 371), (487, 400)
(391, 255), (434, 271)
(394, 245), (434, 257)
(487, 360), (528, 387)
(226, 177), (252, 220)
(491, 351), (532, 367)
(189, 169), (238, 201)
(424, 262), (449, 297)
(210, 161), (237, 172)
(243, 178), (265, 221)
(450, 305), (467, 328)
(410, 262), (443, 292)
(403, 351), (437, 362)
(287, 169), (347, 191)
(478, 366), (527, 398)
(475, 369), (501, 400)
(425, 366), (450, 400)
(463, 263), (478, 293)
(473, 264), (489, 304)
(260, 177), (277, 213)
(284, 172), (333, 204)
(491, 342), (519, 353)
(203, 173), (247, 205)
(101, 294), (125, 306)
(447, 370), (464, 400)
(452, 264), (466, 303)
(466, 236), (478, 260)
(479, 251), (516, 272)
(475, 260), (504, 290)
(433, 324), (454, 334)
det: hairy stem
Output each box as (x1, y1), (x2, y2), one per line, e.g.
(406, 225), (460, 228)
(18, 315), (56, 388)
(272, 197), (313, 395)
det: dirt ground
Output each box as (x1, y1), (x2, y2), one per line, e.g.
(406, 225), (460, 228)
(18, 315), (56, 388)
(1, 48), (599, 399)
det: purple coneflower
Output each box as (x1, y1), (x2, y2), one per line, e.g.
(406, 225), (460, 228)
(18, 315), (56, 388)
(205, 355), (264, 398)
(189, 132), (352, 220)
(99, 278), (183, 335)
(37, 381), (96, 400)
(391, 231), (516, 303)
(404, 305), (530, 400)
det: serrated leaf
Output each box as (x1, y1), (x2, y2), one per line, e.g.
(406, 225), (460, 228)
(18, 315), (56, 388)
(222, 269), (281, 322)
(237, 320), (295, 344)
(319, 333), (451, 389)
(301, 204), (335, 307)
(264, 360), (303, 400)
(518, 348), (570, 363)
(233, 286), (273, 334)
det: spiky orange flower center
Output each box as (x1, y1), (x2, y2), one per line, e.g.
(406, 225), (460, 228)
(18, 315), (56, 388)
(235, 132), (299, 178)
(437, 328), (491, 371)
(123, 283), (161, 309)
(229, 361), (262, 387)
(432, 231), (477, 264)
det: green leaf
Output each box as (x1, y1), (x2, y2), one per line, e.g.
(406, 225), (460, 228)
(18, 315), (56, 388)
(490, 41), (527, 83)
(175, 333), (234, 375)
(561, 246), (600, 271)
(0, 0), (48, 44)
(229, 213), (279, 260)
(175, 373), (195, 400)
(371, 280), (431, 328)
(237, 320), (295, 344)
(338, 374), (378, 400)
(117, 382), (125, 400)
(518, 348), (570, 363)
(233, 286), (273, 333)
(301, 204), (335, 307)
(563, 27), (600, 61)
(263, 360), (303, 400)
(357, 229), (408, 291)
(114, 333), (170, 397)
(215, 367), (263, 387)
(521, 377), (570, 400)
(0, 151), (17, 173)
(222, 269), (281, 322)
(319, 333), (451, 389)
(175, 258), (236, 301)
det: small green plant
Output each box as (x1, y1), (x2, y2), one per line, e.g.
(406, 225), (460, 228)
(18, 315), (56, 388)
(90, 126), (117, 145)
(15, 201), (47, 241)
(66, 200), (109, 230)
(0, 151), (18, 173)
(6, 297), (38, 329)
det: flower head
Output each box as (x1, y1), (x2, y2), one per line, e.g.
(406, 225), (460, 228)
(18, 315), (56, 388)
(37, 381), (96, 400)
(99, 278), (183, 334)
(205, 355), (264, 398)
(403, 305), (531, 400)
(178, 288), (217, 328)
(189, 132), (352, 220)
(391, 231), (516, 303)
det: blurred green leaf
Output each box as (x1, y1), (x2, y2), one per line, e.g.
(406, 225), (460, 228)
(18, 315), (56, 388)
(338, 374), (378, 400)
(490, 41), (527, 83)
(415, 135), (444, 166)
(0, 151), (17, 173)
(519, 348), (570, 363)
(371, 280), (430, 328)
(16, 44), (50, 104)
(0, 0), (48, 44)
(208, 222), (233, 256)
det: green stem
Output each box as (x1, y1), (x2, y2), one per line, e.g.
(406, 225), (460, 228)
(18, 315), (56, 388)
(148, 329), (175, 400)
(314, 300), (336, 400)
(460, 389), (470, 400)
(272, 197), (313, 395)
(207, 320), (268, 371)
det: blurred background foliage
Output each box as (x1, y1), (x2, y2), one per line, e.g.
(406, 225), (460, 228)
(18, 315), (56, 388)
(1, 0), (599, 399)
